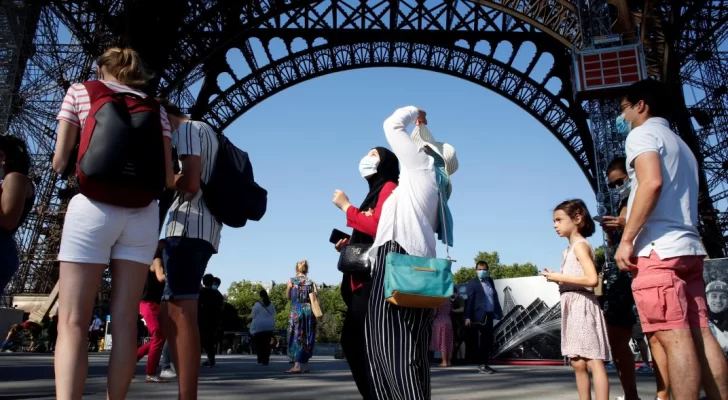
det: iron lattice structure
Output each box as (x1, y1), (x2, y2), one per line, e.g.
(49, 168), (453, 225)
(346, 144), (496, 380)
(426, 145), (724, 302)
(1, 0), (728, 298)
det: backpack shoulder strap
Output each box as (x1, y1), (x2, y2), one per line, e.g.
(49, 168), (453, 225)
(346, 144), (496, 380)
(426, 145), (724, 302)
(82, 80), (115, 103)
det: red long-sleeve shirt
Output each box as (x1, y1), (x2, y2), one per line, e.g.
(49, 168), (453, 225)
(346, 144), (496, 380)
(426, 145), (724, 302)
(344, 181), (397, 291)
(345, 181), (397, 236)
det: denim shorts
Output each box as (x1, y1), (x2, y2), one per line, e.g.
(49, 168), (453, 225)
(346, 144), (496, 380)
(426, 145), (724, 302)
(0, 232), (19, 296)
(162, 237), (215, 301)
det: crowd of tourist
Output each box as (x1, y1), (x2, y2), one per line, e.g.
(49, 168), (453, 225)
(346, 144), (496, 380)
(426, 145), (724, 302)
(0, 45), (727, 400)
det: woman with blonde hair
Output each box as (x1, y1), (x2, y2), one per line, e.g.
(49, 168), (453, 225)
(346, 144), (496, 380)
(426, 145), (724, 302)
(53, 47), (175, 399)
(286, 260), (318, 373)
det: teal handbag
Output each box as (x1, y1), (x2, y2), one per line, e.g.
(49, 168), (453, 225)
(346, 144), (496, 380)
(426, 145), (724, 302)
(384, 189), (454, 308)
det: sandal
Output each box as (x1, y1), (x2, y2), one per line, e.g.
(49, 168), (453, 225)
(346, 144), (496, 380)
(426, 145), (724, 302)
(146, 375), (168, 383)
(285, 369), (302, 374)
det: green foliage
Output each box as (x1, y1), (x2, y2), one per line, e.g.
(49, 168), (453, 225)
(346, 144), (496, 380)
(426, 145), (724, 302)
(314, 285), (346, 343)
(473, 251), (501, 270)
(453, 250), (539, 284)
(267, 280), (347, 343)
(225, 280), (265, 328)
(490, 262), (539, 279)
(268, 283), (290, 330)
(594, 245), (606, 272)
(453, 267), (476, 284)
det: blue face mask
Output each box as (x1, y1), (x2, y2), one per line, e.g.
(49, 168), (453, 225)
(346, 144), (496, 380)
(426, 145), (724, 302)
(617, 180), (631, 200)
(615, 113), (632, 135)
(211, 285), (219, 291)
(477, 270), (489, 279)
(359, 155), (378, 178)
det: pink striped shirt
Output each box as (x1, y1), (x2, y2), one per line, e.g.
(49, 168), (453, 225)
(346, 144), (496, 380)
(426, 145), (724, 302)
(56, 80), (172, 139)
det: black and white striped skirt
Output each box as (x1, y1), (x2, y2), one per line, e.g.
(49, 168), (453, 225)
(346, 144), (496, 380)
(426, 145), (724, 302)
(365, 241), (434, 400)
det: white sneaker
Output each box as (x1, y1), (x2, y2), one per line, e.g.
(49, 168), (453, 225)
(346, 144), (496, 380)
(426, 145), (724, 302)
(160, 369), (177, 379)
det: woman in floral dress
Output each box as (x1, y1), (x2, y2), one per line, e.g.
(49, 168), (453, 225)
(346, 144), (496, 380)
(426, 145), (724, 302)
(430, 298), (454, 367)
(286, 260), (317, 373)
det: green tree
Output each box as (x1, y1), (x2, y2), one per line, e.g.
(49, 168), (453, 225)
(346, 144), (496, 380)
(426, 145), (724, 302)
(269, 281), (347, 343)
(490, 262), (538, 279)
(453, 267), (476, 284)
(226, 280), (265, 328)
(594, 245), (606, 272)
(315, 285), (346, 343)
(453, 251), (538, 283)
(269, 282), (290, 330)
(473, 251), (501, 269)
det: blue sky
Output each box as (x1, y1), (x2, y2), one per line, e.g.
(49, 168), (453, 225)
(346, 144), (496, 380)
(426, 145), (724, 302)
(192, 68), (605, 294)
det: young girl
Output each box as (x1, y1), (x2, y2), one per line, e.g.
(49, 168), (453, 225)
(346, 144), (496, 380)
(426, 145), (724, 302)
(541, 199), (611, 400)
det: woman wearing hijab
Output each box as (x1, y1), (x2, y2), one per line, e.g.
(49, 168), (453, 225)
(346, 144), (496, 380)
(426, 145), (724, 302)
(332, 146), (400, 399)
(364, 107), (457, 400)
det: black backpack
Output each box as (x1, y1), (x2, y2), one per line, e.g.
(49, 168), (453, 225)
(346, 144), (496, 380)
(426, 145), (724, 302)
(203, 133), (268, 228)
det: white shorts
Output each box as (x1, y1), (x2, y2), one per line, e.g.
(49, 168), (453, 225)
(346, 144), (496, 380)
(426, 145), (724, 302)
(58, 194), (159, 265)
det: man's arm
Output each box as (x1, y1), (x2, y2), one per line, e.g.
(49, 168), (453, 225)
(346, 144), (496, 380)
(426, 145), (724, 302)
(175, 155), (201, 193)
(464, 282), (475, 320)
(621, 152), (663, 244)
(173, 121), (202, 193)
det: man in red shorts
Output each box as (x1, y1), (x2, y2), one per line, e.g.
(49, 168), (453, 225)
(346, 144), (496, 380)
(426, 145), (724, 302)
(614, 79), (728, 400)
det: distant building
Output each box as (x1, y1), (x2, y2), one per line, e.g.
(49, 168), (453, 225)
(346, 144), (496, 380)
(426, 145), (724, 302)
(251, 281), (275, 292)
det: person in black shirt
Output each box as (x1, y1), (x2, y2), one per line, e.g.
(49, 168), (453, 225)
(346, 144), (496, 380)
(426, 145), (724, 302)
(199, 274), (224, 367)
(0, 135), (34, 297)
(136, 239), (168, 382)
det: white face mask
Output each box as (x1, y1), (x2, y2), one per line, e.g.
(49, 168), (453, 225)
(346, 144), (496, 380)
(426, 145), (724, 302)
(358, 155), (379, 178)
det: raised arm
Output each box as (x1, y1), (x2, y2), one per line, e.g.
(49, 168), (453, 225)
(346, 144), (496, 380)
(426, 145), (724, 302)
(383, 106), (430, 170)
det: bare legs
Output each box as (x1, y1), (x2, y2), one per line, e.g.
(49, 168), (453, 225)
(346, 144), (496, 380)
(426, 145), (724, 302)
(571, 357), (609, 400)
(54, 259), (147, 400)
(106, 260), (148, 399)
(438, 349), (452, 367)
(606, 325), (638, 400)
(650, 327), (728, 400)
(691, 327), (728, 400)
(160, 299), (200, 400)
(54, 262), (106, 400)
(647, 334), (670, 399)
(653, 329), (701, 400)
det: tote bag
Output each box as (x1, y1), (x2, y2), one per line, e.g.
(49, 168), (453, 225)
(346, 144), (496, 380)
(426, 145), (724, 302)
(384, 189), (454, 308)
(308, 283), (323, 318)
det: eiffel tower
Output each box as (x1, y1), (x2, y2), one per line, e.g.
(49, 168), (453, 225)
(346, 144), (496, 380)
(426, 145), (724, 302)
(502, 286), (518, 316)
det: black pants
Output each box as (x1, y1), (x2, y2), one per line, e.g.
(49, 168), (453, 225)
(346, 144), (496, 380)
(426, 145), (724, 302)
(254, 331), (273, 365)
(468, 314), (494, 366)
(341, 274), (372, 399)
(200, 328), (216, 364)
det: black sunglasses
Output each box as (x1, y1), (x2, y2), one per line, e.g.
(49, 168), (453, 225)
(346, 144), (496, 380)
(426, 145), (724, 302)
(608, 178), (627, 189)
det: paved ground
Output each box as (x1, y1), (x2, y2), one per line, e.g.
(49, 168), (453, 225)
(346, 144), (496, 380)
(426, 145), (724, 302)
(0, 353), (663, 399)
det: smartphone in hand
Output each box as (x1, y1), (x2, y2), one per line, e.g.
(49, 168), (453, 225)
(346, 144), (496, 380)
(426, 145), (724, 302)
(329, 229), (351, 245)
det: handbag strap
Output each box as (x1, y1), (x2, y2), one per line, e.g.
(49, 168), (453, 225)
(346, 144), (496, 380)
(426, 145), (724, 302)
(259, 301), (273, 315)
(391, 181), (450, 258)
